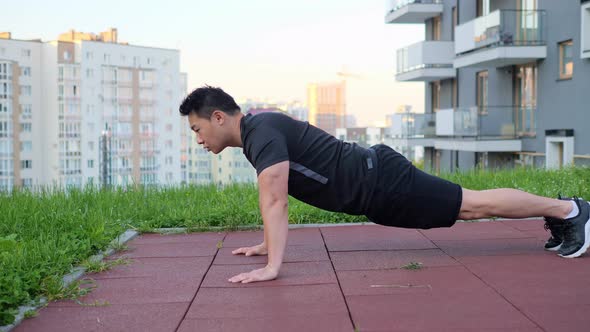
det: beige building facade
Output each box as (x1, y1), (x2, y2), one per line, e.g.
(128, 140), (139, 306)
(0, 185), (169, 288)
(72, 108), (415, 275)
(306, 81), (346, 136)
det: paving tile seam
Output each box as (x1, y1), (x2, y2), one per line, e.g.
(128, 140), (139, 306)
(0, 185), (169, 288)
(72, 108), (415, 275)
(116, 255), (217, 259)
(201, 282), (339, 289)
(443, 251), (547, 331)
(174, 233), (227, 332)
(318, 227), (358, 332)
(430, 244), (550, 330)
(333, 265), (461, 272)
(327, 248), (440, 253)
(211, 260), (329, 266)
(430, 236), (539, 242)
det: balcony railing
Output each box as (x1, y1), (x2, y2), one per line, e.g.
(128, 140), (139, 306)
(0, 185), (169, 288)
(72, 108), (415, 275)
(436, 106), (535, 138)
(455, 10), (547, 55)
(389, 113), (436, 138)
(396, 41), (455, 80)
(385, 0), (443, 24)
(387, 0), (442, 13)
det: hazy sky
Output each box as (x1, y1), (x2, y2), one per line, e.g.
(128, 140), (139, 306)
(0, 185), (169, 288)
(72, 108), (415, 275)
(4, 0), (425, 126)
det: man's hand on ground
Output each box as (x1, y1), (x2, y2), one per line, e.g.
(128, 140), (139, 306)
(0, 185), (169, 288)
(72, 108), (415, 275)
(228, 265), (279, 284)
(231, 243), (268, 256)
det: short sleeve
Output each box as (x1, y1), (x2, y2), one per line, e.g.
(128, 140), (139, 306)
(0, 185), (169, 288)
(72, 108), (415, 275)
(246, 128), (289, 175)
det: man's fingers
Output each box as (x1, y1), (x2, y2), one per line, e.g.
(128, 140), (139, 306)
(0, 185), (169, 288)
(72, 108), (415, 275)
(228, 273), (247, 283)
(231, 247), (248, 255)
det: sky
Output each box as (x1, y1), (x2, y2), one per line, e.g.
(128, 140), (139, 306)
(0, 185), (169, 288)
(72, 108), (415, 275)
(4, 0), (425, 127)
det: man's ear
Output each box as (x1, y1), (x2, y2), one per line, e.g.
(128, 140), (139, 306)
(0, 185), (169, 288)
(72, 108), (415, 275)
(212, 110), (225, 125)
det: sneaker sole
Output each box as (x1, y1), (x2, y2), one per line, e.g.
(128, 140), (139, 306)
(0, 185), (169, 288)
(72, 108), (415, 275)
(545, 244), (562, 252)
(559, 203), (590, 258)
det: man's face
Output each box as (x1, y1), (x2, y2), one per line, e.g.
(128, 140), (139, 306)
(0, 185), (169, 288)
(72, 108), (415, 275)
(187, 111), (226, 154)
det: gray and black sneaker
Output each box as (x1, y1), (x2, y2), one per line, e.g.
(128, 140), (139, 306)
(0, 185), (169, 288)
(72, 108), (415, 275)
(558, 197), (590, 258)
(543, 194), (569, 251)
(543, 216), (565, 251)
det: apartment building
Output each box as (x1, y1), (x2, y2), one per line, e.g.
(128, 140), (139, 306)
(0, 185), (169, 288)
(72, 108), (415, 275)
(336, 127), (385, 148)
(0, 29), (186, 190)
(307, 81), (346, 136)
(386, 0), (590, 172)
(0, 34), (42, 190)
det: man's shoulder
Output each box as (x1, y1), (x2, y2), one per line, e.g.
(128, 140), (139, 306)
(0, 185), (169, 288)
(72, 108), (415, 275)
(247, 111), (294, 124)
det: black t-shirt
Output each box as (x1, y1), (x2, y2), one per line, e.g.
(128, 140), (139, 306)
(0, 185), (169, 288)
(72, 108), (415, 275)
(240, 112), (378, 215)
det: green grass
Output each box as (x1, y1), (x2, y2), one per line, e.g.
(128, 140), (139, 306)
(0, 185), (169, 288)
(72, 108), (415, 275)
(401, 262), (424, 270)
(81, 258), (132, 274)
(0, 166), (589, 325)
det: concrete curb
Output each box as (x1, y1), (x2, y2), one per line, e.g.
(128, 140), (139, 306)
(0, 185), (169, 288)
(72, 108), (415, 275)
(1, 230), (139, 332)
(148, 217), (542, 234)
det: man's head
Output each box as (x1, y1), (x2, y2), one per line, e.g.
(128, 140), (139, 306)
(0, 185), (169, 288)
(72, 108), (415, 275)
(179, 86), (243, 154)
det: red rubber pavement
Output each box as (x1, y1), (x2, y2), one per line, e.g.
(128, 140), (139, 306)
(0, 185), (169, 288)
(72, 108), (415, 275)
(13, 221), (590, 332)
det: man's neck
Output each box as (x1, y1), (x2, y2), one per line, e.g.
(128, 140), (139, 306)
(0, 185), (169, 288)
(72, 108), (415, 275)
(228, 112), (245, 148)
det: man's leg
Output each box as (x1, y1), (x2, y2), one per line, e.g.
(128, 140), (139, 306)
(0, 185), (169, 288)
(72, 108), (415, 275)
(459, 188), (590, 258)
(458, 188), (572, 220)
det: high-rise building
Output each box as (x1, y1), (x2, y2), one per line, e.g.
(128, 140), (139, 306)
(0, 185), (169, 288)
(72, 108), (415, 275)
(0, 29), (186, 190)
(306, 81), (346, 136)
(386, 0), (590, 172)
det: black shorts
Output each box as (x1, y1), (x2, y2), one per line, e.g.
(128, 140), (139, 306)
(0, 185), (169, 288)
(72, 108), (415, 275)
(365, 144), (463, 229)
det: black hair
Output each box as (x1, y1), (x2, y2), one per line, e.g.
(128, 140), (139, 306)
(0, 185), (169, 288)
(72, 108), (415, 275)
(179, 85), (241, 118)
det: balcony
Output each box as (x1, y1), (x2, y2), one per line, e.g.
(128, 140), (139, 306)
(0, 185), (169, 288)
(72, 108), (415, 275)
(396, 41), (455, 81)
(385, 0), (443, 24)
(454, 10), (547, 68)
(582, 1), (590, 58)
(434, 106), (531, 152)
(388, 112), (436, 147)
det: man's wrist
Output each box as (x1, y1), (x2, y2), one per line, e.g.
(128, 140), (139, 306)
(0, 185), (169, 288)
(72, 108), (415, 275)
(265, 264), (280, 274)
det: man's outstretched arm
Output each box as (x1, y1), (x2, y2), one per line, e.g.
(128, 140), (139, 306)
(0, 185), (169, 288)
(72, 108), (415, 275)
(228, 161), (289, 283)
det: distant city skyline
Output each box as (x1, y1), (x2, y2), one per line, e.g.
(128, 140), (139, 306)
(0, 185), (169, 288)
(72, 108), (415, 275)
(3, 0), (426, 126)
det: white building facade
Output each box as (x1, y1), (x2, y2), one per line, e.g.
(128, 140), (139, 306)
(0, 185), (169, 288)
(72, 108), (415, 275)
(0, 29), (186, 190)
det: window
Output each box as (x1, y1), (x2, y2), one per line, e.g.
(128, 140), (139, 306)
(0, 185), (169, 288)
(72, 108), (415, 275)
(22, 67), (31, 77)
(21, 160), (32, 169)
(86, 68), (93, 78)
(431, 16), (441, 41)
(22, 49), (31, 57)
(63, 51), (70, 60)
(20, 85), (31, 96)
(476, 0), (490, 17)
(476, 71), (489, 114)
(559, 40), (573, 80)
(86, 52), (93, 60)
(452, 78), (458, 108)
(88, 141), (94, 150)
(22, 104), (32, 119)
(22, 178), (32, 187)
(452, 6), (458, 41)
(21, 123), (32, 133)
(0, 121), (8, 137)
(431, 81), (441, 112)
(20, 141), (32, 153)
(88, 160), (94, 168)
